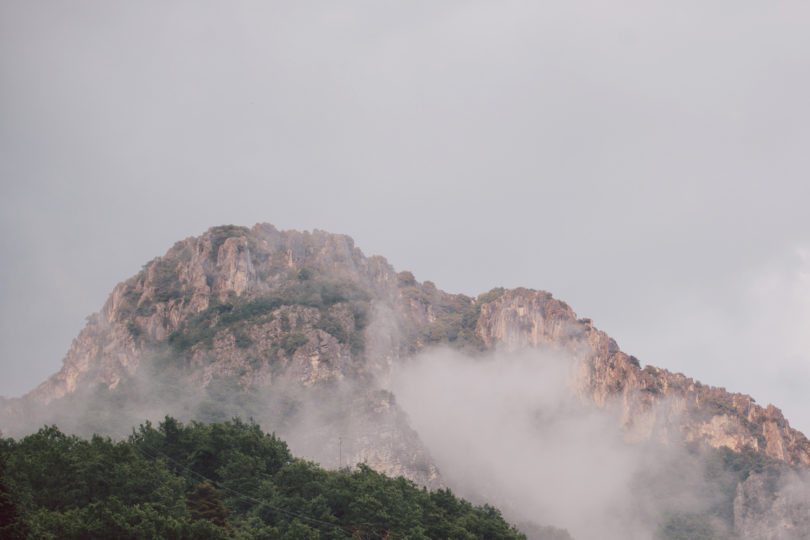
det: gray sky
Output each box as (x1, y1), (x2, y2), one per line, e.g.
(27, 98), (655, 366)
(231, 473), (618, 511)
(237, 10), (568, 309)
(2, 1), (810, 433)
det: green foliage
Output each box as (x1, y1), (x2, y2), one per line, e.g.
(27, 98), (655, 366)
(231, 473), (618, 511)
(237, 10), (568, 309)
(209, 225), (250, 255)
(697, 393), (766, 448)
(315, 313), (349, 344)
(127, 320), (144, 338)
(116, 284), (145, 321)
(397, 271), (417, 287)
(129, 417), (294, 486)
(700, 444), (782, 527)
(192, 377), (265, 425)
(168, 301), (234, 351)
(420, 293), (487, 350)
(168, 277), (371, 354)
(656, 513), (716, 540)
(281, 332), (309, 356)
(477, 287), (506, 304)
(349, 303), (369, 354)
(655, 445), (786, 540)
(233, 327), (253, 349)
(221, 296), (282, 325)
(152, 258), (184, 303)
(0, 457), (28, 540)
(186, 483), (230, 528)
(282, 519), (320, 539)
(2, 417), (527, 540)
(2, 425), (193, 539)
(398, 282), (508, 350)
(707, 445), (771, 483)
(135, 299), (156, 317)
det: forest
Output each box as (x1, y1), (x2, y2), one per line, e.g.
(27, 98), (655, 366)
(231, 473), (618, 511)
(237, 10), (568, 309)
(0, 417), (528, 540)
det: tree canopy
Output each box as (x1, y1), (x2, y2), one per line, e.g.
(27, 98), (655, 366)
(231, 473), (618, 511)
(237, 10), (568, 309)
(0, 417), (527, 539)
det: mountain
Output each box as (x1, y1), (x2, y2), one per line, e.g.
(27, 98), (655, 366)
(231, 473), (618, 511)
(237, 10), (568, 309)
(3, 223), (810, 539)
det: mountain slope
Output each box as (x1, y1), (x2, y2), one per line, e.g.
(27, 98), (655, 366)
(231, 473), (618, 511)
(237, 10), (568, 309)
(476, 287), (810, 466)
(3, 223), (810, 538)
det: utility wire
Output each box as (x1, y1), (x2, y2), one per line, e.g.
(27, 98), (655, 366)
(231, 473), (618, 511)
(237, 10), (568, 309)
(133, 441), (354, 537)
(132, 440), (404, 539)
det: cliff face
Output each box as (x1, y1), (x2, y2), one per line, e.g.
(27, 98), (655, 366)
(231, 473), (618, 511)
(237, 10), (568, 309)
(734, 468), (810, 539)
(29, 225), (391, 403)
(8, 224), (464, 486)
(5, 223), (810, 485)
(476, 288), (810, 466)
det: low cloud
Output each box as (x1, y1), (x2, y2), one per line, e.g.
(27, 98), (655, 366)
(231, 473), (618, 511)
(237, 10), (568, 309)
(390, 347), (723, 539)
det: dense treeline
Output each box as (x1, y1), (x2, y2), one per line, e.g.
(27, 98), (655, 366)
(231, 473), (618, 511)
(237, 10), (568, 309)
(0, 417), (526, 540)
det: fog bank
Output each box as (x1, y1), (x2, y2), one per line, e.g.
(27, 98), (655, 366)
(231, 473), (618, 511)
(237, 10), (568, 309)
(391, 348), (721, 540)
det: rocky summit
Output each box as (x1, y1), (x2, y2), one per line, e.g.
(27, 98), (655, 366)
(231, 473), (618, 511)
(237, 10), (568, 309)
(3, 223), (810, 539)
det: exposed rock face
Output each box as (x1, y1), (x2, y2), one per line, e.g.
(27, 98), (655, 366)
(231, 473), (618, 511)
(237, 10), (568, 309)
(4, 223), (810, 497)
(475, 288), (810, 466)
(4, 224), (452, 485)
(734, 468), (810, 539)
(27, 225), (389, 404)
(27, 313), (138, 403)
(476, 289), (581, 351)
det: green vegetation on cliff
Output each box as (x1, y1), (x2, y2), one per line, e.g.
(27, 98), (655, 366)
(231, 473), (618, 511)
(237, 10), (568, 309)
(0, 417), (526, 540)
(655, 445), (786, 540)
(167, 275), (370, 355)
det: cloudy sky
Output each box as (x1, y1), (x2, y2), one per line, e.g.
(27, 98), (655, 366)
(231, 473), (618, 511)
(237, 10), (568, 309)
(2, 1), (810, 432)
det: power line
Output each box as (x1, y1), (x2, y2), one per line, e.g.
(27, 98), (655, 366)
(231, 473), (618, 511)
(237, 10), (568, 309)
(132, 441), (355, 537)
(132, 440), (405, 539)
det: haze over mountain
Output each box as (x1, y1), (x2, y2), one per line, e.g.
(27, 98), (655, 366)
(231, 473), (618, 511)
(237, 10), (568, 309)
(3, 224), (810, 539)
(3, 3), (810, 538)
(3, 1), (810, 443)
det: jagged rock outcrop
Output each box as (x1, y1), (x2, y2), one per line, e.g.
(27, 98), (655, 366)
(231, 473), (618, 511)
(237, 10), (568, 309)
(734, 467), (810, 539)
(3, 224), (453, 485)
(476, 288), (810, 466)
(4, 223), (810, 501)
(27, 225), (383, 403)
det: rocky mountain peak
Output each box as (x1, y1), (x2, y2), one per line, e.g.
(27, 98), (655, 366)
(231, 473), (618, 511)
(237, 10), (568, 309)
(4, 223), (810, 536)
(12, 225), (810, 461)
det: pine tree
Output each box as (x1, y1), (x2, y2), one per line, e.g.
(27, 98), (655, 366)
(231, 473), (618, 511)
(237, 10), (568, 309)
(0, 458), (28, 540)
(186, 482), (230, 529)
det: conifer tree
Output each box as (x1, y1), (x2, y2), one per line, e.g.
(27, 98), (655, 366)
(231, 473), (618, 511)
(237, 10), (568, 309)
(186, 482), (230, 529)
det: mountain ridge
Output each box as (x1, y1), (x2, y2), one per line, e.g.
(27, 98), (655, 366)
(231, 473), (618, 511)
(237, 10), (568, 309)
(4, 223), (810, 538)
(5, 222), (810, 468)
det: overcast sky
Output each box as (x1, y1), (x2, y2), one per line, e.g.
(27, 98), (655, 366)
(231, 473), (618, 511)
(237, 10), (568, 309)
(2, 1), (810, 433)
